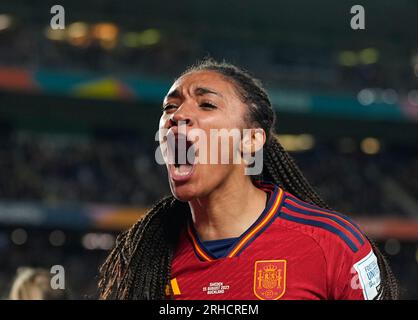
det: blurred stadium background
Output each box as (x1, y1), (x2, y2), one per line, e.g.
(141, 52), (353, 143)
(0, 0), (417, 299)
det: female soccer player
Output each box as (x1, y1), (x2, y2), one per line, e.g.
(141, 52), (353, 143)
(99, 59), (398, 300)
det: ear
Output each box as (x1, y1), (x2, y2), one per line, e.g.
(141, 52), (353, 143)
(241, 128), (266, 155)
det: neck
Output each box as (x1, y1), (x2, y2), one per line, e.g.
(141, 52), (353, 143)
(189, 175), (267, 241)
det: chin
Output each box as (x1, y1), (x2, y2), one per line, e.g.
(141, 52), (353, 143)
(169, 181), (199, 202)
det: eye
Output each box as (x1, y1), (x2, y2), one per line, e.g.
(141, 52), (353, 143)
(163, 104), (177, 112)
(200, 102), (217, 110)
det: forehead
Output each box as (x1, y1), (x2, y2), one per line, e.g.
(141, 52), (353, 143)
(166, 70), (238, 98)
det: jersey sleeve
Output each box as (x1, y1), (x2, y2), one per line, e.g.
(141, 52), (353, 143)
(330, 240), (382, 300)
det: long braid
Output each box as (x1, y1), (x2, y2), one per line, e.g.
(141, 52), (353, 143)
(263, 137), (399, 300)
(98, 58), (399, 300)
(367, 236), (400, 299)
(264, 138), (331, 209)
(98, 196), (189, 299)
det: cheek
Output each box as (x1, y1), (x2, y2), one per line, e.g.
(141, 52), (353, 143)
(158, 115), (169, 142)
(159, 114), (169, 129)
(199, 115), (246, 163)
(158, 116), (170, 162)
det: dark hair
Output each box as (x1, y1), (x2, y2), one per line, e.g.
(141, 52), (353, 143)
(98, 58), (399, 300)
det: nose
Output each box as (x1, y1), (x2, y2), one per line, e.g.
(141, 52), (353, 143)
(169, 104), (194, 128)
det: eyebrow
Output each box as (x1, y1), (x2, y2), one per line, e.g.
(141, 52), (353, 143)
(194, 87), (223, 98)
(166, 89), (181, 99)
(165, 87), (223, 100)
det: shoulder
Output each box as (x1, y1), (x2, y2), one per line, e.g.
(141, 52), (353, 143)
(277, 191), (370, 256)
(275, 190), (381, 299)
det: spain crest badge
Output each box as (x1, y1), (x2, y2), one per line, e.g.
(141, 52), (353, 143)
(253, 260), (286, 300)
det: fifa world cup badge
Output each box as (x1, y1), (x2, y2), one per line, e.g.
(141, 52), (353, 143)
(253, 260), (287, 300)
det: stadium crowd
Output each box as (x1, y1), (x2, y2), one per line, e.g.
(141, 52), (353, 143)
(0, 131), (416, 218)
(0, 21), (416, 94)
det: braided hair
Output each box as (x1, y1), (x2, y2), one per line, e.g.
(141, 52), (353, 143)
(98, 59), (399, 300)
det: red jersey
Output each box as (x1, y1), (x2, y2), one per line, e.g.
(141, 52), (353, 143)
(167, 182), (381, 300)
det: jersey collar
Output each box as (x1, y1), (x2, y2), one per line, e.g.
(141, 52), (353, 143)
(187, 181), (285, 261)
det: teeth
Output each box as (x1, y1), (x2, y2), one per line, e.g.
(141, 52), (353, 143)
(174, 164), (193, 176)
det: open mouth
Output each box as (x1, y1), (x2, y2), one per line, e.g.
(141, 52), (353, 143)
(166, 133), (196, 182)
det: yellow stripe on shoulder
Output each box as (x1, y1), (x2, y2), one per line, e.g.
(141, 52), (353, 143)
(170, 278), (181, 295)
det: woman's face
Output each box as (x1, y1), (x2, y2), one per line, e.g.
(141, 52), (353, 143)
(159, 70), (249, 201)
